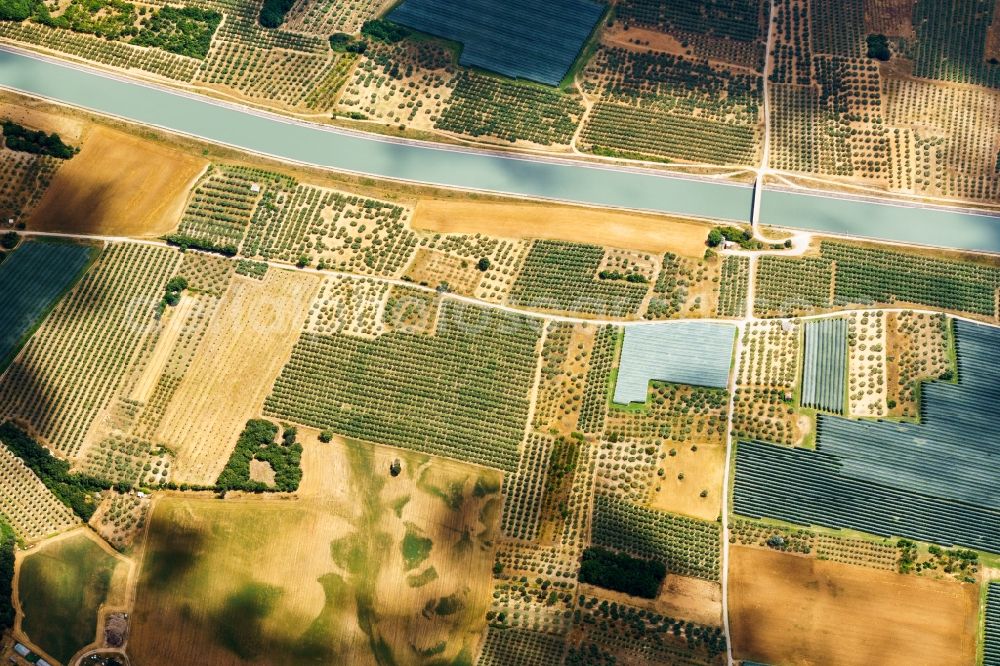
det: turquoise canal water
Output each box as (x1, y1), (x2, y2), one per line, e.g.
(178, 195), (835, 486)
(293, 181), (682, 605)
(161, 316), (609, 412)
(2, 48), (999, 252)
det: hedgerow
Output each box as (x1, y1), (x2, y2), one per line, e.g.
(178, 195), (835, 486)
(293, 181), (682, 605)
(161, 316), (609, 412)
(0, 421), (109, 521)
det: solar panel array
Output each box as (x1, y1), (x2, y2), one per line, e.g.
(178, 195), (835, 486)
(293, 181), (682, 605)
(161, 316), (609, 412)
(612, 322), (735, 404)
(388, 0), (604, 85)
(735, 320), (1000, 553)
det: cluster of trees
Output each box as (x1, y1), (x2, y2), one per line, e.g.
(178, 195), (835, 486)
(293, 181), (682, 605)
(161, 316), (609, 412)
(216, 419), (302, 492)
(898, 542), (980, 578)
(0, 421), (110, 521)
(157, 275), (188, 316)
(0, 232), (18, 250)
(706, 225), (759, 249)
(329, 32), (368, 54)
(598, 269), (647, 283)
(360, 19), (410, 43)
(2, 121), (76, 159)
(132, 6), (221, 60)
(258, 0), (294, 28)
(866, 34), (890, 62)
(165, 233), (238, 256)
(32, 0), (137, 39)
(578, 546), (667, 599)
(0, 0), (39, 21)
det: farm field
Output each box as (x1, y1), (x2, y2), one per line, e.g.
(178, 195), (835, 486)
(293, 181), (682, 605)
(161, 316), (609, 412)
(847, 311), (887, 417)
(646, 437), (726, 522)
(728, 546), (979, 666)
(0, 240), (95, 370)
(410, 199), (715, 258)
(613, 323), (735, 403)
(732, 320), (806, 446)
(4, 49), (1000, 666)
(509, 240), (650, 317)
(0, 243), (181, 458)
(591, 494), (721, 582)
(0, 440), (78, 543)
(265, 301), (541, 472)
(0, 0), (999, 211)
(129, 433), (501, 665)
(756, 242), (1000, 320)
(578, 573), (721, 627)
(0, 102), (84, 143)
(886, 311), (950, 419)
(154, 269), (320, 484)
(26, 126), (207, 237)
(16, 529), (127, 665)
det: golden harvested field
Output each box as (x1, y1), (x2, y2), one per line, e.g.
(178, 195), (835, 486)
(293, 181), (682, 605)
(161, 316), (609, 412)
(156, 270), (320, 485)
(411, 200), (712, 258)
(729, 546), (979, 666)
(129, 433), (501, 665)
(27, 125), (207, 237)
(129, 295), (196, 404)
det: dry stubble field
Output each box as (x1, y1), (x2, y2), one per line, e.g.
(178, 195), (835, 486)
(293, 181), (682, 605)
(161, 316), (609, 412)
(728, 545), (979, 666)
(27, 125), (207, 237)
(129, 432), (501, 665)
(411, 200), (713, 258)
(647, 441), (725, 521)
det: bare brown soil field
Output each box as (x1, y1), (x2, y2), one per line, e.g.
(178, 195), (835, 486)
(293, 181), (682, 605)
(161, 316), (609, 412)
(647, 441), (724, 521)
(729, 546), (979, 666)
(864, 0), (916, 39)
(27, 125), (207, 237)
(987, 0), (1000, 60)
(411, 200), (713, 258)
(602, 25), (688, 56)
(580, 574), (722, 626)
(155, 271), (320, 485)
(129, 433), (501, 665)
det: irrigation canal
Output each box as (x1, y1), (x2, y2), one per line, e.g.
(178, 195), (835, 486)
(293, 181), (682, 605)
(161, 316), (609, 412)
(2, 46), (1000, 254)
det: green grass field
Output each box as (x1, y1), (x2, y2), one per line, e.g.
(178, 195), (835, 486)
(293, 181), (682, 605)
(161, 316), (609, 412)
(17, 532), (120, 664)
